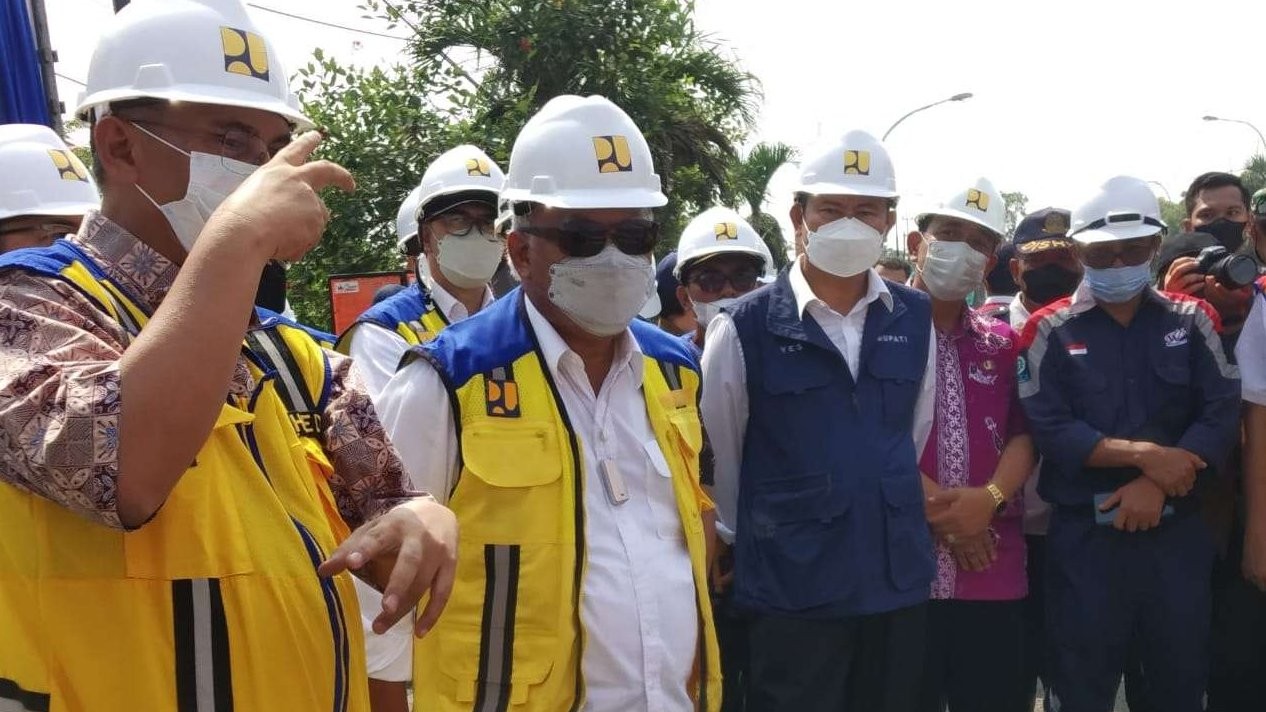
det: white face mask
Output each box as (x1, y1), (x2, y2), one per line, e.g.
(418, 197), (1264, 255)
(131, 123), (257, 253)
(436, 228), (505, 289)
(805, 217), (885, 278)
(919, 239), (989, 301)
(691, 296), (739, 330)
(548, 244), (654, 337)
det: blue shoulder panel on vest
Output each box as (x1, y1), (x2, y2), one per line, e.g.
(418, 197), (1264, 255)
(354, 283), (431, 332)
(0, 239), (102, 279)
(256, 307), (337, 346)
(415, 288), (534, 386)
(631, 318), (699, 372)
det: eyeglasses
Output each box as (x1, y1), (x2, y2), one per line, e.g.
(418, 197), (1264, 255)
(1079, 241), (1156, 269)
(924, 226), (997, 257)
(518, 218), (659, 257)
(128, 120), (288, 172)
(687, 267), (761, 295)
(0, 222), (78, 240)
(431, 211), (496, 237)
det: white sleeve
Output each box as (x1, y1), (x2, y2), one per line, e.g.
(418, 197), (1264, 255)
(359, 355), (461, 681)
(700, 314), (749, 544)
(912, 323), (938, 455)
(1237, 294), (1266, 405)
(377, 357), (461, 504)
(345, 323), (412, 406)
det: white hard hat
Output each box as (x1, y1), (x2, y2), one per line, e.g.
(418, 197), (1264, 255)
(414, 145), (504, 221)
(76, 0), (311, 129)
(796, 129), (898, 200)
(0, 125), (101, 222)
(674, 206), (772, 277)
(916, 177), (1006, 240)
(1069, 176), (1166, 245)
(395, 185), (423, 252)
(502, 95), (667, 210)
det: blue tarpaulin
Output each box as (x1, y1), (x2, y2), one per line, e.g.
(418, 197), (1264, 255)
(0, 0), (51, 126)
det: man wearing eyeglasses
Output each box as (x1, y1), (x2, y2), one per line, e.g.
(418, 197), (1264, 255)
(0, 1), (457, 709)
(0, 124), (99, 254)
(700, 130), (937, 712)
(336, 145), (505, 405)
(1019, 176), (1240, 712)
(378, 94), (720, 711)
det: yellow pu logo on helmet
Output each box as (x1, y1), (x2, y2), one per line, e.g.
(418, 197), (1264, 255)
(966, 189), (990, 212)
(592, 135), (634, 173)
(48, 149), (89, 182)
(714, 222), (739, 240)
(466, 158), (491, 177)
(221, 27), (270, 81)
(843, 150), (871, 175)
(485, 378), (520, 418)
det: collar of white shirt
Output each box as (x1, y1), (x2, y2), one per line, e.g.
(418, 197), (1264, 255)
(428, 277), (494, 323)
(523, 294), (645, 391)
(788, 259), (894, 318)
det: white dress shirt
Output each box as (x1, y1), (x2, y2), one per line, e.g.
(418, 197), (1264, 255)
(701, 263), (937, 543)
(1007, 293), (1051, 536)
(347, 278), (491, 680)
(345, 279), (493, 404)
(378, 296), (699, 711)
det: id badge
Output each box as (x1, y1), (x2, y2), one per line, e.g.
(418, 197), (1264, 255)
(600, 459), (630, 506)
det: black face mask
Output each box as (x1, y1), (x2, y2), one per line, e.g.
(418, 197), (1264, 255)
(1198, 218), (1248, 252)
(1021, 263), (1081, 306)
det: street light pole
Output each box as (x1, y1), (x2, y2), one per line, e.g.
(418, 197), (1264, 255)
(882, 92), (973, 142)
(1203, 115), (1266, 153)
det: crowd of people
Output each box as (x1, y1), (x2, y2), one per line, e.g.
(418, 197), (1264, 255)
(3, 1), (1266, 711)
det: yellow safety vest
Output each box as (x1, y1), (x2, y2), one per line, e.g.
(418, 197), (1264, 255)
(408, 293), (721, 711)
(0, 242), (368, 712)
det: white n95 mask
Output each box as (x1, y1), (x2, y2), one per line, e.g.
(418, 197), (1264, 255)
(436, 229), (505, 289)
(131, 123), (256, 253)
(548, 245), (654, 337)
(805, 217), (884, 278)
(691, 296), (739, 330)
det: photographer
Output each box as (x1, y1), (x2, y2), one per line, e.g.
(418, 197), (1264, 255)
(1162, 172), (1255, 337)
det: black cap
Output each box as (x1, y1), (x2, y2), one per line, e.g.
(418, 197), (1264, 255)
(1013, 207), (1074, 255)
(1156, 231), (1219, 278)
(656, 252), (685, 317)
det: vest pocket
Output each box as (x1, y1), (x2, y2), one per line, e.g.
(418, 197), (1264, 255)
(748, 473), (853, 609)
(869, 360), (920, 429)
(458, 421), (565, 545)
(881, 477), (934, 591)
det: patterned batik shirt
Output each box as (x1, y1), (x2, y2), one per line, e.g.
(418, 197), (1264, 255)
(0, 212), (418, 530)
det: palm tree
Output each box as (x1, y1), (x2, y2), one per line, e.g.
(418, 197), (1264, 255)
(730, 142), (797, 270)
(1242, 154), (1266, 195)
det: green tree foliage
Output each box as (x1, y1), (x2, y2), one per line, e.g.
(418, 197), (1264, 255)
(1159, 197), (1187, 232)
(729, 142), (796, 270)
(1242, 154), (1266, 195)
(286, 0), (760, 329)
(1000, 190), (1028, 237)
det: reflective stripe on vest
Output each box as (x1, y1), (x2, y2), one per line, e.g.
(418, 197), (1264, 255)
(409, 297), (721, 711)
(0, 241), (367, 711)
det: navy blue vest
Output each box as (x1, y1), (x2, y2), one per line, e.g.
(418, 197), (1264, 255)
(729, 271), (934, 618)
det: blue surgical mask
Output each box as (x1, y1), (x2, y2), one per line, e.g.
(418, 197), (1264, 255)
(1084, 262), (1152, 303)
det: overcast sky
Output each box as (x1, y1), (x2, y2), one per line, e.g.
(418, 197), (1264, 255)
(47, 0), (1266, 247)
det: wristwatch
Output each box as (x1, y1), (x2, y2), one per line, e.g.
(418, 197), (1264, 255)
(985, 482), (1007, 514)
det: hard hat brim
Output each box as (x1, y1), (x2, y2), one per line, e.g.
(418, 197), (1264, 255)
(500, 187), (668, 210)
(77, 86), (314, 131)
(638, 289), (662, 320)
(1072, 224), (1164, 245)
(674, 245), (771, 278)
(914, 208), (1005, 241)
(417, 185), (501, 220)
(0, 200), (99, 223)
(795, 182), (899, 201)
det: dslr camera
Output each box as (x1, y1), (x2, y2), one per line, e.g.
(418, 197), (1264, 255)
(1194, 245), (1258, 290)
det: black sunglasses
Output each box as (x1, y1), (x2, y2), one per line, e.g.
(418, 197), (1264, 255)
(518, 218), (659, 257)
